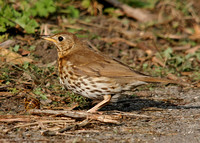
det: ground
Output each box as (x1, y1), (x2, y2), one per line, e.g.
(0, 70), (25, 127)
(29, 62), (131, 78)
(0, 0), (200, 143)
(1, 86), (200, 142)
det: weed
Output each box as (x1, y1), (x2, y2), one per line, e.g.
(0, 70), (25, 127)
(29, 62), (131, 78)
(67, 92), (89, 108)
(13, 45), (20, 52)
(0, 0), (55, 33)
(33, 88), (47, 100)
(60, 6), (79, 19)
(10, 88), (19, 94)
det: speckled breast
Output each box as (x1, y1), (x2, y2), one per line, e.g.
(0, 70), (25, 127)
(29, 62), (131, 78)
(58, 61), (121, 99)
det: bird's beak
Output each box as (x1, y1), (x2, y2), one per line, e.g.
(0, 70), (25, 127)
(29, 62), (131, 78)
(42, 36), (57, 43)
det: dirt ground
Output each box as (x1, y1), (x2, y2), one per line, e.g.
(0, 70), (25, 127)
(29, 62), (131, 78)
(1, 86), (200, 142)
(1, 0), (200, 142)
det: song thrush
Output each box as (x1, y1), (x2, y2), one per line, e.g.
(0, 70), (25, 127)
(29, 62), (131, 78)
(43, 32), (184, 113)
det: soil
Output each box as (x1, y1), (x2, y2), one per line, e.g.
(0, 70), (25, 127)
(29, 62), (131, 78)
(1, 86), (200, 143)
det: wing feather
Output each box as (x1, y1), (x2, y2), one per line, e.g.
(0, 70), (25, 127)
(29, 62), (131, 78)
(68, 46), (140, 78)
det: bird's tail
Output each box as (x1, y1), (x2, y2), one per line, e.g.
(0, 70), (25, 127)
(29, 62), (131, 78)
(134, 76), (188, 86)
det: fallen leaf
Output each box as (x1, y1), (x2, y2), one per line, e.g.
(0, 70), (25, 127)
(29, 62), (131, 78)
(152, 56), (165, 67)
(195, 82), (200, 87)
(185, 45), (200, 54)
(181, 72), (193, 76)
(101, 37), (136, 47)
(24, 97), (40, 111)
(0, 47), (33, 64)
(167, 73), (179, 81)
(189, 24), (200, 40)
(145, 49), (153, 56)
(172, 44), (191, 51)
(163, 34), (187, 39)
(18, 49), (31, 56)
(0, 40), (15, 48)
(0, 92), (13, 97)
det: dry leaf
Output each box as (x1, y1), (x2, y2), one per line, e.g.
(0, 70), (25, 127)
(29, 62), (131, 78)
(195, 82), (200, 87)
(145, 49), (153, 56)
(185, 45), (200, 54)
(181, 72), (193, 76)
(194, 24), (200, 34)
(0, 40), (15, 48)
(163, 34), (187, 39)
(19, 49), (31, 56)
(189, 24), (200, 40)
(152, 56), (165, 67)
(101, 37), (136, 47)
(172, 44), (191, 51)
(0, 47), (33, 64)
(0, 92), (13, 97)
(167, 73), (179, 81)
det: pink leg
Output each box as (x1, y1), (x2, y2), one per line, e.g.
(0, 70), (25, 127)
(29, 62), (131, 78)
(87, 95), (111, 113)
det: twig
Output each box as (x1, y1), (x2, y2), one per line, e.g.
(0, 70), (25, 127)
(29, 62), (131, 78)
(29, 109), (120, 124)
(29, 109), (86, 118)
(76, 19), (139, 39)
(87, 40), (100, 51)
(101, 37), (137, 47)
(112, 111), (151, 118)
(4, 119), (75, 134)
(76, 20), (108, 30)
(0, 40), (15, 48)
(59, 119), (90, 133)
(103, 0), (155, 22)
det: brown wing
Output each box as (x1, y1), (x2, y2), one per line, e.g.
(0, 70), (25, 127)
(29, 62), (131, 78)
(73, 59), (141, 78)
(65, 43), (141, 78)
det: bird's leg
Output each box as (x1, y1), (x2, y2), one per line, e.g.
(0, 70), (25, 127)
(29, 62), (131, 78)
(87, 95), (111, 113)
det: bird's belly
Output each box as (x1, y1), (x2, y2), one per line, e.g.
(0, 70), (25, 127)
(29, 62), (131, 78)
(60, 76), (121, 99)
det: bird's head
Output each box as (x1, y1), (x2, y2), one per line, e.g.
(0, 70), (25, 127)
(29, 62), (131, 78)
(42, 32), (77, 53)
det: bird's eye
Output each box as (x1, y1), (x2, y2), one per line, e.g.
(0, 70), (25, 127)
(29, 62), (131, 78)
(58, 36), (63, 42)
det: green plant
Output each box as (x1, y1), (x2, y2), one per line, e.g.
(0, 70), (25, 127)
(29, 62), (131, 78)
(60, 6), (80, 19)
(81, 0), (95, 15)
(13, 45), (20, 52)
(67, 92), (89, 108)
(33, 88), (47, 100)
(0, 0), (56, 33)
(23, 62), (30, 70)
(104, 8), (123, 17)
(119, 0), (158, 9)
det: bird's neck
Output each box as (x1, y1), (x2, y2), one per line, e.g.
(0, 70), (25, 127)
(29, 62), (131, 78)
(58, 56), (67, 76)
(57, 51), (70, 59)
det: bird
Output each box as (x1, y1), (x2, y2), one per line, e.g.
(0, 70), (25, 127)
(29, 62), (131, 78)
(42, 32), (185, 113)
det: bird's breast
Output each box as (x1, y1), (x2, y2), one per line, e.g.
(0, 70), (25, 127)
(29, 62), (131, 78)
(58, 61), (121, 99)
